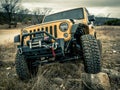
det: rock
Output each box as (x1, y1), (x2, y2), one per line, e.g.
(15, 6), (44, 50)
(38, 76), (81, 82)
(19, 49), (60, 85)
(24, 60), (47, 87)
(102, 68), (120, 89)
(6, 67), (11, 70)
(53, 77), (63, 85)
(60, 84), (65, 89)
(105, 50), (113, 54)
(12, 74), (17, 77)
(67, 75), (72, 78)
(102, 68), (120, 80)
(81, 72), (111, 90)
(113, 50), (117, 53)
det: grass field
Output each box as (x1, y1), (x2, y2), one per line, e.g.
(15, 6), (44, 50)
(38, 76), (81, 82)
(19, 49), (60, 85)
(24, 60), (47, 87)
(0, 26), (120, 90)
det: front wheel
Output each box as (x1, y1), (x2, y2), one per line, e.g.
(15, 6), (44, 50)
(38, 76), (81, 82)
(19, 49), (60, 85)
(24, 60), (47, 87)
(15, 52), (38, 80)
(81, 35), (101, 74)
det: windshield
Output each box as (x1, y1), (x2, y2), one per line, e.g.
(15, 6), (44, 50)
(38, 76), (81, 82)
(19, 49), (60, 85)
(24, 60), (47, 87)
(43, 8), (84, 23)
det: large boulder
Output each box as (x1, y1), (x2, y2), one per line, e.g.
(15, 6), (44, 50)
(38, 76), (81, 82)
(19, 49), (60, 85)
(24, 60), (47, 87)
(102, 68), (120, 79)
(81, 72), (111, 90)
(102, 68), (120, 89)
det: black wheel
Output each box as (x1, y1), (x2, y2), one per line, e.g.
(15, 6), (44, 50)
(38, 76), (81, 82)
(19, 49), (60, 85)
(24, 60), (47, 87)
(97, 39), (102, 56)
(81, 35), (101, 74)
(15, 52), (38, 80)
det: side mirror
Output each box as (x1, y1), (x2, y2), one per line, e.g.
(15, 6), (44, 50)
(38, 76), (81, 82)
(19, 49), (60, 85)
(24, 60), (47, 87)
(14, 35), (20, 43)
(88, 15), (95, 21)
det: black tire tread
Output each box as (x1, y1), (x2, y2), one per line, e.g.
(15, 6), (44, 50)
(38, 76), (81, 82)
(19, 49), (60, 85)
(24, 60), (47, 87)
(81, 35), (101, 74)
(15, 52), (30, 80)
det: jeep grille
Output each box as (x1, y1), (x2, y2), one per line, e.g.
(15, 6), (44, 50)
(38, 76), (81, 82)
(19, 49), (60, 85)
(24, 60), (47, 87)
(29, 25), (57, 38)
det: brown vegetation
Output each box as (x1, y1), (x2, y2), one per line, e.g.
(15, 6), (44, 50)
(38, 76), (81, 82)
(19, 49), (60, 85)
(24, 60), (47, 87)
(0, 26), (120, 90)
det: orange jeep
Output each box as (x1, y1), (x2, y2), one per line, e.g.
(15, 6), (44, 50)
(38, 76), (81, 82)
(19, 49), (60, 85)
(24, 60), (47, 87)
(14, 7), (102, 80)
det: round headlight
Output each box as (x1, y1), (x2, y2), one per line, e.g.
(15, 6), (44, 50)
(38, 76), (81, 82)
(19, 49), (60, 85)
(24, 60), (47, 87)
(60, 22), (68, 32)
(22, 30), (28, 35)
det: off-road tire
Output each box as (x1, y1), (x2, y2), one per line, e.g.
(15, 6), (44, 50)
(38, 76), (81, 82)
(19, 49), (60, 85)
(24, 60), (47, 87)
(81, 35), (101, 74)
(15, 52), (38, 80)
(97, 39), (102, 56)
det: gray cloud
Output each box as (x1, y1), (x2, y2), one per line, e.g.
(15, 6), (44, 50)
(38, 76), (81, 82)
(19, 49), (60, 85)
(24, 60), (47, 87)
(23, 0), (120, 7)
(84, 0), (120, 7)
(22, 0), (120, 18)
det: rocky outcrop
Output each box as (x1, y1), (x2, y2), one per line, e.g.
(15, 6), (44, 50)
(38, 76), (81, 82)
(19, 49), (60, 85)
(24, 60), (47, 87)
(82, 72), (111, 90)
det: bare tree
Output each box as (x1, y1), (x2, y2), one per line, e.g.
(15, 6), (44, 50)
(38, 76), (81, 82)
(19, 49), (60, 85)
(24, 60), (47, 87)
(0, 0), (21, 28)
(17, 8), (30, 23)
(32, 8), (52, 24)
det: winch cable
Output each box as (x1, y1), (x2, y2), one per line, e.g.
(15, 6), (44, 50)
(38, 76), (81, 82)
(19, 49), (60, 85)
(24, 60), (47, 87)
(51, 47), (56, 57)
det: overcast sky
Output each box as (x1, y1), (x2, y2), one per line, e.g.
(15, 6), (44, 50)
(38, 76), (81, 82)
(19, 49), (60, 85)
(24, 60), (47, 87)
(22, 0), (120, 18)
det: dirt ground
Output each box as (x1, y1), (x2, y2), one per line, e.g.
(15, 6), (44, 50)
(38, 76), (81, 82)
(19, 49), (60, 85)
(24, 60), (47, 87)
(0, 26), (120, 90)
(0, 29), (20, 44)
(0, 24), (30, 43)
(96, 26), (120, 70)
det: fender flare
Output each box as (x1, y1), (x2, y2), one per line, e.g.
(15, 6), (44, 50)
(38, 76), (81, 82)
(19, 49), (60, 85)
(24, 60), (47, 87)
(71, 24), (79, 34)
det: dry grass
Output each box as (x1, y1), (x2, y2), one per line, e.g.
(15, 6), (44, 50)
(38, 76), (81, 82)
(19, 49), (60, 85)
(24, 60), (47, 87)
(96, 26), (120, 90)
(0, 26), (120, 90)
(96, 26), (120, 70)
(0, 42), (16, 61)
(0, 30), (20, 43)
(0, 42), (83, 90)
(32, 63), (83, 90)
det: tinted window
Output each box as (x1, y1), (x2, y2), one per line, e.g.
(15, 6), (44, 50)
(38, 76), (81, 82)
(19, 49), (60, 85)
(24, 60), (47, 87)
(43, 8), (84, 22)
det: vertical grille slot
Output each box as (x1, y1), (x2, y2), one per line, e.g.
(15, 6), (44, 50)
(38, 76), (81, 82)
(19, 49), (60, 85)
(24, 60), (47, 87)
(34, 29), (36, 32)
(54, 25), (57, 37)
(50, 26), (53, 35)
(41, 28), (44, 37)
(30, 30), (32, 39)
(41, 28), (44, 31)
(33, 29), (36, 37)
(36, 28), (41, 37)
(37, 28), (40, 31)
(45, 27), (48, 32)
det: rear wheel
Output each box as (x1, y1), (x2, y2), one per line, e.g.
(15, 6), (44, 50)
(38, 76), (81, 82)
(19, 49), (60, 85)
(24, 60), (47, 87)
(81, 35), (101, 74)
(15, 52), (38, 80)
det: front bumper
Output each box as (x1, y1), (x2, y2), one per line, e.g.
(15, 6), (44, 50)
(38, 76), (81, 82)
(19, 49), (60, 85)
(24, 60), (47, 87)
(18, 46), (63, 59)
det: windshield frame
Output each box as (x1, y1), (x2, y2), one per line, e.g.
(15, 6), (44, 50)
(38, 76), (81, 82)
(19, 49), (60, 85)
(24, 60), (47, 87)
(43, 8), (84, 23)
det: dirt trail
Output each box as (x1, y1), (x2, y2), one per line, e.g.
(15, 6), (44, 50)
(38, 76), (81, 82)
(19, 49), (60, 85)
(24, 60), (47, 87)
(0, 29), (20, 44)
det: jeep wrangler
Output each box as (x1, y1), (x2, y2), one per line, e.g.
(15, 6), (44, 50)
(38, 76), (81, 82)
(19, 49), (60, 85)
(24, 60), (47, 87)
(14, 7), (102, 80)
